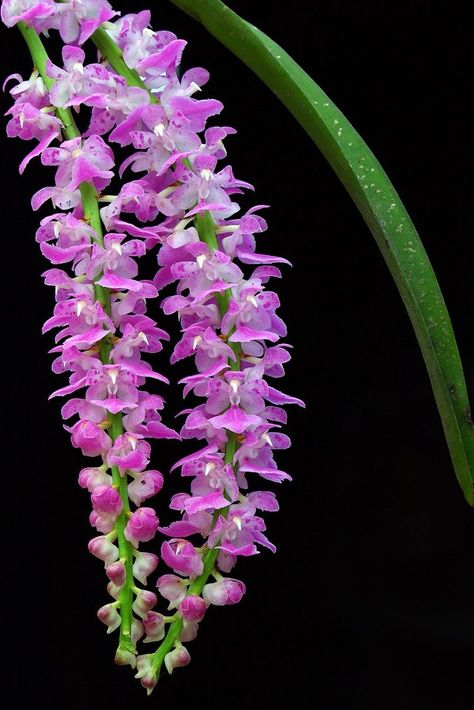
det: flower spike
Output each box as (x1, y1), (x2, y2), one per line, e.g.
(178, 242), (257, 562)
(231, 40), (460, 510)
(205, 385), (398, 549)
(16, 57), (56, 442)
(2, 0), (304, 693)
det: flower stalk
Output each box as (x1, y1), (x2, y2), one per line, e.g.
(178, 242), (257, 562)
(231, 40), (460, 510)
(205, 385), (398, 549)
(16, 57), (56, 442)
(14, 17), (169, 663)
(3, 0), (304, 693)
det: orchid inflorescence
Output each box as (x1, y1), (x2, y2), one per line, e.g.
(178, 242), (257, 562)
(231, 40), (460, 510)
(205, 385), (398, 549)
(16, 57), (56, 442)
(2, 0), (304, 693)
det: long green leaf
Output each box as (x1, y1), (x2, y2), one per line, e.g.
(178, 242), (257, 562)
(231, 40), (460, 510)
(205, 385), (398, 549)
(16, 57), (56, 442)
(170, 0), (474, 505)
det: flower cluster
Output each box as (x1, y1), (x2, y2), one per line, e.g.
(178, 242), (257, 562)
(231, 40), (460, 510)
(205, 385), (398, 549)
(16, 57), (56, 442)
(2, 0), (304, 693)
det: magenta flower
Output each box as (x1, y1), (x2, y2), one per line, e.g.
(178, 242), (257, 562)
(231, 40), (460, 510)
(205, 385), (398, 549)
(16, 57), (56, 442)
(88, 536), (119, 566)
(160, 539), (204, 579)
(91, 485), (123, 516)
(1, 0), (55, 29)
(105, 561), (126, 588)
(203, 578), (246, 606)
(128, 470), (164, 506)
(179, 595), (206, 622)
(143, 611), (166, 643)
(68, 420), (111, 457)
(125, 507), (159, 546)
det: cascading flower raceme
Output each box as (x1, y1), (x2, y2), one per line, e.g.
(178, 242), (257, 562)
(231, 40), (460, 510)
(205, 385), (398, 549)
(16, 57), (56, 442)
(2, 0), (304, 693)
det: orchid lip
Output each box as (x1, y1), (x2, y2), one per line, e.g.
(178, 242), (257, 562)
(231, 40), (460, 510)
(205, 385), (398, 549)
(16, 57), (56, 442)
(200, 169), (213, 182)
(111, 242), (123, 255)
(205, 462), (216, 476)
(76, 300), (87, 316)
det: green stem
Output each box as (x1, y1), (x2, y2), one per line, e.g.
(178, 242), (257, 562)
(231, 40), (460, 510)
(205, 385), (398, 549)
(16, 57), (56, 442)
(110, 413), (135, 655)
(194, 212), (241, 368)
(17, 22), (137, 655)
(79, 182), (108, 314)
(150, 215), (240, 678)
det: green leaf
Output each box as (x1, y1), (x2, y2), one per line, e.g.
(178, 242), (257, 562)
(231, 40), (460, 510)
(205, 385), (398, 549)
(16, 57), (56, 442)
(170, 0), (474, 505)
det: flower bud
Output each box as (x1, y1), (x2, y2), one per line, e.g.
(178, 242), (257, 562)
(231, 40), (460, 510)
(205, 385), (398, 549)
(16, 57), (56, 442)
(132, 590), (157, 619)
(91, 485), (123, 516)
(124, 507), (159, 547)
(164, 645), (191, 675)
(105, 561), (126, 588)
(143, 612), (166, 643)
(132, 551), (159, 585)
(180, 620), (199, 642)
(115, 647), (137, 668)
(128, 470), (164, 506)
(135, 654), (157, 695)
(78, 467), (112, 492)
(88, 536), (119, 565)
(179, 595), (206, 622)
(156, 574), (188, 608)
(132, 619), (144, 645)
(69, 420), (111, 457)
(203, 578), (246, 606)
(107, 581), (121, 600)
(97, 603), (121, 634)
(89, 509), (115, 534)
(161, 539), (203, 578)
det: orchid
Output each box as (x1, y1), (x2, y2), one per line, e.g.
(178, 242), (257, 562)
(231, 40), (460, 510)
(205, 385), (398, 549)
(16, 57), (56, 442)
(2, 0), (472, 700)
(1, 0), (306, 693)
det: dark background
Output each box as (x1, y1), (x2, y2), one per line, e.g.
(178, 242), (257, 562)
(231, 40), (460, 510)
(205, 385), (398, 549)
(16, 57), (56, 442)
(1, 1), (473, 708)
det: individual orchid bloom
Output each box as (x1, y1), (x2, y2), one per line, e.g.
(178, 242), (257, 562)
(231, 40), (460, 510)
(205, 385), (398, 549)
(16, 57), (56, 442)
(1, 0), (55, 30)
(97, 602), (122, 633)
(78, 233), (146, 282)
(202, 578), (246, 606)
(111, 11), (176, 69)
(168, 156), (245, 217)
(41, 135), (115, 192)
(85, 79), (151, 138)
(46, 45), (115, 108)
(125, 507), (160, 546)
(128, 470), (164, 506)
(133, 552), (159, 586)
(160, 539), (204, 578)
(107, 432), (151, 474)
(179, 595), (206, 622)
(143, 611), (166, 643)
(55, 0), (118, 46)
(5, 101), (62, 173)
(156, 574), (189, 609)
(133, 589), (158, 619)
(105, 560), (126, 588)
(78, 466), (113, 492)
(68, 419), (112, 457)
(91, 484), (123, 516)
(170, 324), (236, 372)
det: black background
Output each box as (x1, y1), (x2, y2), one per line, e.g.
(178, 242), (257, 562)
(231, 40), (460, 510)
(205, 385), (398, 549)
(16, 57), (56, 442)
(1, 1), (473, 708)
